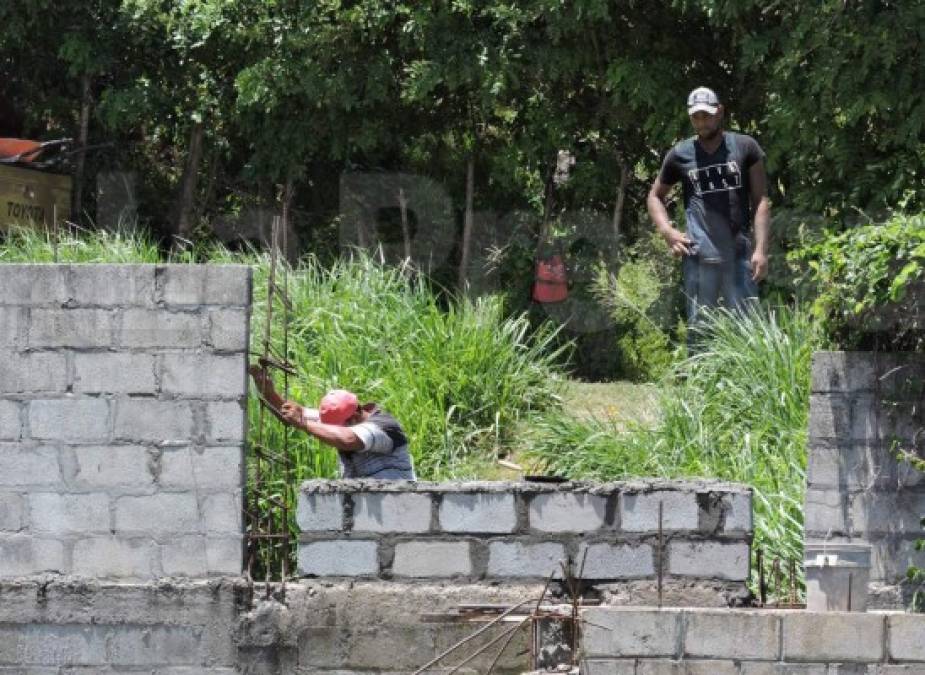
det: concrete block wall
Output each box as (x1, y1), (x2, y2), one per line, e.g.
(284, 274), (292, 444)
(0, 264), (250, 581)
(806, 352), (925, 606)
(297, 480), (753, 590)
(581, 606), (925, 674)
(0, 577), (243, 673)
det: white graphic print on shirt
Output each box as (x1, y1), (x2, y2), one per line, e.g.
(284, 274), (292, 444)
(687, 161), (742, 196)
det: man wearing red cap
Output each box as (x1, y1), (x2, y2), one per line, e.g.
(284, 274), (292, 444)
(249, 366), (415, 479)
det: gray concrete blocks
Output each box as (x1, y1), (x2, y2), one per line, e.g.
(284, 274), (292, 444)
(114, 493), (201, 534)
(73, 352), (157, 394)
(439, 492), (516, 533)
(118, 308), (203, 348)
(159, 264), (251, 306)
(683, 610), (779, 660)
(0, 263), (250, 581)
(668, 541), (749, 580)
(578, 543), (655, 579)
(529, 491), (608, 532)
(352, 492), (432, 533)
(782, 612), (883, 662)
(805, 351), (925, 604)
(621, 490), (699, 531)
(486, 541), (565, 577)
(299, 540), (379, 576)
(580, 608), (925, 674)
(297, 481), (752, 587)
(29, 493), (110, 534)
(581, 608), (682, 658)
(297, 492), (344, 531)
(392, 541), (472, 577)
(889, 614), (925, 661)
(0, 401), (20, 440)
(29, 398), (110, 441)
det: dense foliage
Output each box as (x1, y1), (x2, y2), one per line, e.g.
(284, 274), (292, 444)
(793, 213), (925, 351)
(525, 305), (815, 567)
(2, 1), (922, 242)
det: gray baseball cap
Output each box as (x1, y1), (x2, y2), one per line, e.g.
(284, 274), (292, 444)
(687, 87), (720, 115)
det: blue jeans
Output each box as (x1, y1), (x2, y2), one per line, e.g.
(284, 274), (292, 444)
(682, 251), (758, 338)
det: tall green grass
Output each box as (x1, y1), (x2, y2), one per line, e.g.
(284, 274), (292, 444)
(525, 305), (815, 565)
(249, 252), (568, 481)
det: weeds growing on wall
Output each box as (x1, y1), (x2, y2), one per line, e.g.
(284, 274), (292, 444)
(524, 305), (815, 571)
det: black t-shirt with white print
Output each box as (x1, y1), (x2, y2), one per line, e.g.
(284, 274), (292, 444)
(658, 131), (765, 263)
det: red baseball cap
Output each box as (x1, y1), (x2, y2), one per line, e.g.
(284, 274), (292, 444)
(319, 389), (359, 425)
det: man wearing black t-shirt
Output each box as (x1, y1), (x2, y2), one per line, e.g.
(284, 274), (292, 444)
(647, 87), (771, 333)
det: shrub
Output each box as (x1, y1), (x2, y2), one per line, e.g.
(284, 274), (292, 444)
(792, 212), (925, 351)
(590, 233), (684, 381)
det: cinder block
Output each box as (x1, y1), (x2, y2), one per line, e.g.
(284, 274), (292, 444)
(28, 308), (114, 348)
(161, 535), (242, 576)
(2, 624), (108, 665)
(73, 352), (156, 394)
(340, 625), (441, 671)
(205, 401), (247, 443)
(668, 541), (749, 580)
(118, 309), (202, 348)
(160, 353), (246, 398)
(72, 445), (155, 488)
(782, 612), (884, 662)
(0, 307), (28, 348)
(811, 352), (877, 393)
(888, 614), (925, 661)
(29, 493), (111, 534)
(849, 491), (925, 537)
(486, 541), (565, 578)
(577, 543), (655, 579)
(621, 491), (699, 532)
(0, 401), (20, 440)
(0, 265), (68, 306)
(114, 493), (200, 533)
(29, 398), (110, 441)
(70, 264), (156, 307)
(201, 492), (242, 533)
(722, 492), (753, 533)
(72, 536), (158, 579)
(581, 608), (681, 658)
(298, 540), (379, 576)
(683, 610), (779, 660)
(159, 264), (251, 306)
(0, 446), (62, 486)
(113, 399), (193, 443)
(208, 308), (249, 352)
(159, 446), (242, 489)
(529, 492), (607, 532)
(636, 660), (739, 675)
(392, 541), (471, 577)
(297, 492), (344, 532)
(352, 492), (431, 533)
(439, 492), (516, 533)
(870, 535), (925, 583)
(0, 535), (66, 576)
(0, 494), (24, 531)
(108, 625), (207, 666)
(739, 665), (828, 675)
(803, 488), (847, 536)
(0, 352), (68, 393)
(581, 660), (637, 675)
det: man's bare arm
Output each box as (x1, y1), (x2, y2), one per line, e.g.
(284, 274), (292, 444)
(749, 159), (771, 281)
(647, 178), (692, 257)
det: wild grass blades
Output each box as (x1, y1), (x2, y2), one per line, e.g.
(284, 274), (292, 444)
(249, 251), (569, 481)
(525, 304), (815, 569)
